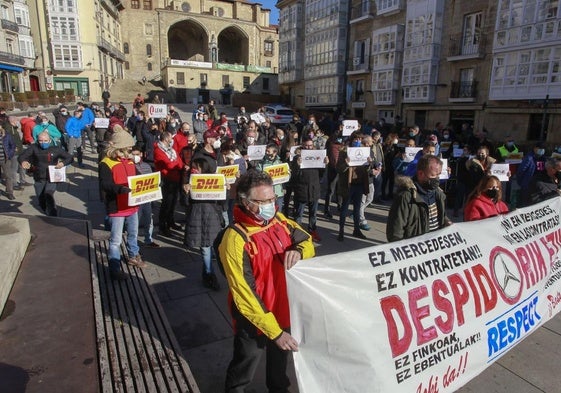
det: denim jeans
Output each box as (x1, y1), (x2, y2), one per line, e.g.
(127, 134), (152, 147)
(137, 202), (153, 244)
(201, 246), (215, 274)
(339, 184), (363, 233)
(294, 200), (318, 231)
(108, 212), (139, 273)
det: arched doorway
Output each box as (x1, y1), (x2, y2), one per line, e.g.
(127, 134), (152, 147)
(168, 20), (209, 61)
(217, 26), (248, 65)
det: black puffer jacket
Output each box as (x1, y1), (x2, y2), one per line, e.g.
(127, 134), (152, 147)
(18, 143), (73, 182)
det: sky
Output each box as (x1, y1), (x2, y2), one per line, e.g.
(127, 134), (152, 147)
(260, 0), (280, 25)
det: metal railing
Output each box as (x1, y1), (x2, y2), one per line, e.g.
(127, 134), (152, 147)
(448, 33), (486, 58)
(450, 80), (477, 99)
(0, 50), (25, 65)
(1, 19), (19, 33)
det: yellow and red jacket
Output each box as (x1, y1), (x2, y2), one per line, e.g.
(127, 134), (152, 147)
(218, 206), (315, 340)
(100, 156), (138, 216)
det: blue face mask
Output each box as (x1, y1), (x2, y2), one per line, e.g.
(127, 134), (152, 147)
(39, 142), (50, 150)
(352, 141), (361, 147)
(257, 202), (276, 221)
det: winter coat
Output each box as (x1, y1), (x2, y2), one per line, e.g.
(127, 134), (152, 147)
(185, 200), (224, 248)
(527, 172), (561, 206)
(290, 155), (322, 202)
(1, 132), (15, 162)
(99, 156), (138, 216)
(464, 194), (509, 222)
(154, 144), (183, 183)
(336, 147), (369, 199)
(386, 175), (450, 242)
(18, 143), (73, 181)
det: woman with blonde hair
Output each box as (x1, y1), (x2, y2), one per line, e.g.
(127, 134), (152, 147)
(464, 174), (509, 222)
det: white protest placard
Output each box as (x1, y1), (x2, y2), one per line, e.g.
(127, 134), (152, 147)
(289, 145), (300, 161)
(94, 117), (110, 128)
(439, 158), (449, 179)
(247, 145), (267, 161)
(147, 103), (168, 119)
(48, 165), (66, 183)
(405, 147), (422, 163)
(300, 149), (326, 169)
(263, 163), (291, 184)
(342, 120), (358, 136)
(189, 174), (227, 200)
(491, 163), (510, 181)
(127, 171), (162, 206)
(288, 198), (561, 393)
(250, 112), (267, 125)
(346, 147), (370, 167)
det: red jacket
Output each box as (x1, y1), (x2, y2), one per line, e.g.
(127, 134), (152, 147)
(154, 143), (183, 182)
(20, 117), (35, 144)
(464, 194), (509, 222)
(173, 132), (189, 155)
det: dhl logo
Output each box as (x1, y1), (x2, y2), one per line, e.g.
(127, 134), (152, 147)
(134, 178), (158, 193)
(194, 178), (223, 190)
(220, 168), (237, 177)
(267, 167), (286, 177)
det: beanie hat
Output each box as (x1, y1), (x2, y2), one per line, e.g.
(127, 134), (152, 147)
(111, 126), (135, 149)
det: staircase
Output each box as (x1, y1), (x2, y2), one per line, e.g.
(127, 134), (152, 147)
(108, 78), (167, 104)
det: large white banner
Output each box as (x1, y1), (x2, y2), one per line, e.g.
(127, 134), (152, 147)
(288, 198), (561, 393)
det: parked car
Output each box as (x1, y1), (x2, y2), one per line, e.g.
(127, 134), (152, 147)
(263, 105), (294, 125)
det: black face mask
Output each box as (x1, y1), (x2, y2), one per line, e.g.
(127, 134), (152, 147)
(485, 189), (498, 199)
(477, 154), (486, 160)
(424, 178), (440, 190)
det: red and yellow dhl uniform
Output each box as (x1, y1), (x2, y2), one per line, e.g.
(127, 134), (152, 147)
(218, 205), (315, 340)
(100, 156), (138, 216)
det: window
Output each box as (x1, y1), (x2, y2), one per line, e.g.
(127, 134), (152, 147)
(177, 72), (185, 85)
(200, 73), (207, 85)
(125, 61), (130, 70)
(262, 78), (269, 90)
(131, 0), (140, 9)
(355, 79), (364, 100)
(243, 76), (250, 88)
(124, 43), (129, 54)
(264, 41), (274, 56)
(50, 16), (80, 41)
(14, 6), (30, 27)
(50, 0), (76, 13)
(6, 39), (13, 54)
(376, 0), (402, 15)
(222, 75), (229, 87)
(145, 23), (153, 35)
(53, 43), (82, 69)
(143, 0), (152, 10)
(146, 44), (152, 57)
(462, 12), (482, 55)
(266, 61), (271, 68)
(18, 37), (34, 58)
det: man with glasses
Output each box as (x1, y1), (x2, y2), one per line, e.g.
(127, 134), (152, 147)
(218, 170), (315, 393)
(387, 155), (452, 242)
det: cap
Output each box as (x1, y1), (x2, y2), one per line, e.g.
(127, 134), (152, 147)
(203, 129), (220, 140)
(111, 126), (135, 149)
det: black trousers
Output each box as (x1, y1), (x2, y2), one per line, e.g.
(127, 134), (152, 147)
(34, 181), (57, 216)
(225, 329), (290, 393)
(159, 178), (180, 230)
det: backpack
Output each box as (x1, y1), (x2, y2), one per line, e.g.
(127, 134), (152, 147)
(213, 222), (253, 276)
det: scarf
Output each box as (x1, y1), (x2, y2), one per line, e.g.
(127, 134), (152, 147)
(157, 140), (177, 161)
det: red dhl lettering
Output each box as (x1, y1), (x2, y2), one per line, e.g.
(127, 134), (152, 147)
(221, 168), (236, 177)
(267, 167), (285, 176)
(195, 178), (222, 190)
(134, 178), (156, 193)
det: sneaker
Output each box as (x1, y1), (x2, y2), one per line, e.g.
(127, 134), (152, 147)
(337, 233), (344, 242)
(20, 181), (33, 187)
(324, 211), (333, 219)
(310, 230), (322, 242)
(352, 229), (367, 240)
(13, 185), (22, 191)
(145, 241), (161, 248)
(127, 255), (147, 268)
(202, 272), (221, 291)
(359, 223), (371, 231)
(110, 271), (128, 281)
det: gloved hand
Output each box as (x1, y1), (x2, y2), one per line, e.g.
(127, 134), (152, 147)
(119, 186), (132, 194)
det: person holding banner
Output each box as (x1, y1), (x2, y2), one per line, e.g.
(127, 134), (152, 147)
(387, 155), (452, 242)
(218, 170), (315, 393)
(99, 128), (146, 281)
(464, 175), (509, 221)
(336, 131), (369, 241)
(256, 143), (285, 210)
(184, 157), (225, 291)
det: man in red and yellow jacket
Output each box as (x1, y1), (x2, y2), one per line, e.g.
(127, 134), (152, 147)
(218, 170), (315, 393)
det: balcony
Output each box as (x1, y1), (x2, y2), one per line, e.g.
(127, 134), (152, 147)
(349, 2), (374, 24)
(97, 37), (125, 61)
(1, 19), (19, 33)
(447, 33), (486, 61)
(100, 0), (124, 18)
(0, 51), (25, 65)
(449, 80), (477, 103)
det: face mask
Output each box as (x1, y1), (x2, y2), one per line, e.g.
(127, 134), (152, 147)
(256, 202), (276, 221)
(443, 134), (450, 140)
(409, 132), (415, 137)
(393, 139), (398, 144)
(39, 142), (50, 149)
(213, 140), (221, 149)
(485, 188), (498, 199)
(42, 121), (49, 125)
(132, 155), (141, 164)
(278, 135), (285, 140)
(352, 141), (361, 147)
(266, 154), (275, 161)
(309, 120), (314, 125)
(61, 111), (68, 116)
(336, 137), (343, 144)
(424, 177), (440, 190)
(247, 137), (255, 144)
(477, 154), (486, 160)
(537, 149), (545, 156)
(168, 139), (174, 148)
(506, 141), (514, 147)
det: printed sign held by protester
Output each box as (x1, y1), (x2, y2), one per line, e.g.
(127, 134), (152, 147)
(128, 171), (162, 205)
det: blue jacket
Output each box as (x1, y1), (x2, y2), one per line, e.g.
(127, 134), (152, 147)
(1, 132), (15, 161)
(65, 116), (83, 138)
(81, 107), (95, 127)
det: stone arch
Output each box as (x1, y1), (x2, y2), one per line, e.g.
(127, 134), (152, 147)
(167, 19), (209, 61)
(217, 25), (249, 65)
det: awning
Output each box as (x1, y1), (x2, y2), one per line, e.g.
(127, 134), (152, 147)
(0, 64), (23, 72)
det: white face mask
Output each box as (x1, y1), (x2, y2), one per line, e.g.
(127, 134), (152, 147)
(213, 140), (222, 149)
(132, 155), (141, 164)
(247, 136), (255, 144)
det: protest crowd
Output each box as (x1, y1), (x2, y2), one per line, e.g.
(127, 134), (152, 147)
(2, 93), (561, 392)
